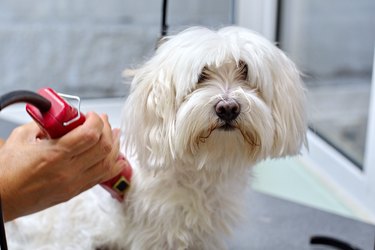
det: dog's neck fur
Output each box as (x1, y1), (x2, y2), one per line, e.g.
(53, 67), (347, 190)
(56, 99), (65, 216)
(142, 159), (251, 189)
(122, 157), (251, 249)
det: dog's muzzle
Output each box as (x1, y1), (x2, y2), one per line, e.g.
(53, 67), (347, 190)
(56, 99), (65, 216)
(215, 98), (240, 130)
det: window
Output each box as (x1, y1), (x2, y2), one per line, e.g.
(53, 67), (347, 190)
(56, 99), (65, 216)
(280, 0), (375, 168)
(237, 0), (375, 218)
(0, 0), (234, 98)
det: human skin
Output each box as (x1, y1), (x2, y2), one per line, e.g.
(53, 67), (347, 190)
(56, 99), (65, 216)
(0, 112), (126, 221)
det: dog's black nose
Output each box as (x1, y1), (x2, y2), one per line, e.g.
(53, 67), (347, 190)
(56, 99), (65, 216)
(215, 99), (240, 121)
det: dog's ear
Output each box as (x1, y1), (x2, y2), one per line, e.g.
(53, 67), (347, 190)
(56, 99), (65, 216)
(121, 65), (176, 169)
(268, 52), (308, 157)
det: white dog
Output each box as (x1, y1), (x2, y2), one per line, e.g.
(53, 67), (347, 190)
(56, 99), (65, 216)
(6, 26), (307, 249)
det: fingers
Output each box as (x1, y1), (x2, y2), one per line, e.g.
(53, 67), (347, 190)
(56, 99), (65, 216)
(72, 126), (126, 192)
(77, 156), (129, 193)
(61, 113), (125, 192)
(0, 111), (128, 220)
(32, 112), (124, 193)
(56, 112), (104, 156)
(68, 150), (127, 196)
(72, 131), (122, 177)
(68, 114), (118, 171)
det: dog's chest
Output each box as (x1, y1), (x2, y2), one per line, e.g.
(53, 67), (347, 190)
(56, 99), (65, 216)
(122, 167), (244, 244)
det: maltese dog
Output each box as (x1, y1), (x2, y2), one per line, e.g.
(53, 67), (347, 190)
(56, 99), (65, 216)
(6, 26), (307, 249)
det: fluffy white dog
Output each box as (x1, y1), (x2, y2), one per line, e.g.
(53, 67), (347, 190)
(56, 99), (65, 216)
(6, 26), (307, 249)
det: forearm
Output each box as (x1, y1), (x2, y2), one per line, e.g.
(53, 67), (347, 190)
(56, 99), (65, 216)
(0, 165), (17, 222)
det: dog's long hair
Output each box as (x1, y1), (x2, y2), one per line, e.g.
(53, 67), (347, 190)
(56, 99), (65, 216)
(123, 26), (307, 171)
(114, 26), (307, 249)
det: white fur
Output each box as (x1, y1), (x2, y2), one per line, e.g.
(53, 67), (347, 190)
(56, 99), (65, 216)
(6, 26), (307, 250)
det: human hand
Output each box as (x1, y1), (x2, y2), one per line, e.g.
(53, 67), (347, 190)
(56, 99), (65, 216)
(0, 112), (126, 221)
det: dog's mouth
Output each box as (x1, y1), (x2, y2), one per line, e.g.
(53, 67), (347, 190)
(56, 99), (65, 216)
(198, 120), (238, 143)
(218, 122), (236, 131)
(198, 119), (260, 148)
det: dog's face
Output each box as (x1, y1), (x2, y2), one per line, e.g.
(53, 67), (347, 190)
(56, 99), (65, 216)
(123, 27), (307, 170)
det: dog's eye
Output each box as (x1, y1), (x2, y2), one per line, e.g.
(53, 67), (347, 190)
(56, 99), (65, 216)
(198, 67), (210, 83)
(238, 60), (248, 81)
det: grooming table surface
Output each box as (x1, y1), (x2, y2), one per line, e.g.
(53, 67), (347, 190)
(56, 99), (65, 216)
(1, 118), (374, 249)
(228, 189), (375, 249)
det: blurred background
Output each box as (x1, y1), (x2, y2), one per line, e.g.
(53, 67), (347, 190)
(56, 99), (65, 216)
(280, 1), (375, 167)
(0, 0), (234, 97)
(1, 0), (375, 223)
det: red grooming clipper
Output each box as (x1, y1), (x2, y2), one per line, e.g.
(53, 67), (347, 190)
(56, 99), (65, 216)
(26, 88), (131, 201)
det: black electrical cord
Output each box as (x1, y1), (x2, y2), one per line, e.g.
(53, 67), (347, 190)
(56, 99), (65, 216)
(0, 90), (51, 112)
(0, 90), (51, 250)
(310, 235), (362, 250)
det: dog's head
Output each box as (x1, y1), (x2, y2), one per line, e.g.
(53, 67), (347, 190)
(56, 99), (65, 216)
(122, 26), (307, 170)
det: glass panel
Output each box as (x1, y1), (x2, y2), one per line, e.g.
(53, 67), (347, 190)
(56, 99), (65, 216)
(279, 0), (375, 167)
(0, 0), (233, 98)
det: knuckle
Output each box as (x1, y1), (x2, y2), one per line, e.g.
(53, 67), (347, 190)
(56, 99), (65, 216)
(89, 113), (104, 130)
(101, 140), (113, 155)
(84, 129), (101, 144)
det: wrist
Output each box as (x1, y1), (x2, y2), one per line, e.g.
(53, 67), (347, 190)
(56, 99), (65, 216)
(0, 194), (11, 223)
(0, 192), (11, 223)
